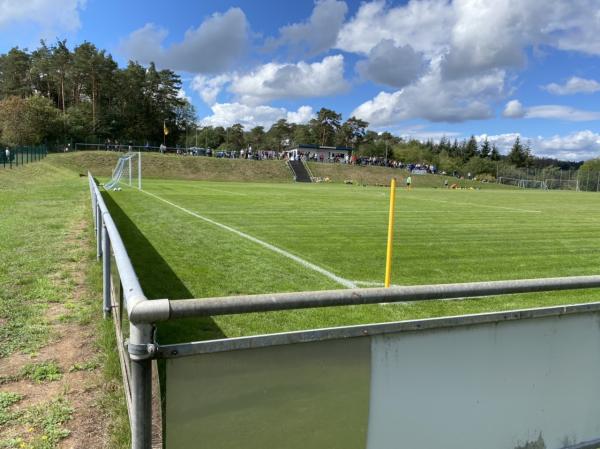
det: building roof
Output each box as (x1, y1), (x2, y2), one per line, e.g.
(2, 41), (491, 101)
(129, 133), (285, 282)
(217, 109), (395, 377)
(295, 144), (354, 151)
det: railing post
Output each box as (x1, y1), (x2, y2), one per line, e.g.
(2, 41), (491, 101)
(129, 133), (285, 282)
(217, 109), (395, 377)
(102, 222), (111, 318)
(96, 205), (102, 260)
(129, 323), (154, 449)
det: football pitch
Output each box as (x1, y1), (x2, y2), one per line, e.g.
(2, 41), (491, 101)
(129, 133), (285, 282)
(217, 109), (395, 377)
(104, 178), (600, 344)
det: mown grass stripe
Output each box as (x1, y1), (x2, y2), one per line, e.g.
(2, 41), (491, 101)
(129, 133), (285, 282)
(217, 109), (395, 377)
(139, 189), (358, 288)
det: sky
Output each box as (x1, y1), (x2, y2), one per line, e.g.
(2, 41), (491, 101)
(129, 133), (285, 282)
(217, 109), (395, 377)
(1, 0), (600, 160)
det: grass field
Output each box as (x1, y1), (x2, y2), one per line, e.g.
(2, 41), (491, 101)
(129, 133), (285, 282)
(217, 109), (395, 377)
(103, 177), (600, 344)
(0, 160), (129, 448)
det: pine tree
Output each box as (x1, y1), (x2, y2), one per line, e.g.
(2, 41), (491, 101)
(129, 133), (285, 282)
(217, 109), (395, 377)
(480, 138), (491, 158)
(508, 136), (528, 167)
(490, 144), (500, 161)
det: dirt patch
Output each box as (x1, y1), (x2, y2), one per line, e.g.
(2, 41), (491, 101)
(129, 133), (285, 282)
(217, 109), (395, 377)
(0, 216), (110, 448)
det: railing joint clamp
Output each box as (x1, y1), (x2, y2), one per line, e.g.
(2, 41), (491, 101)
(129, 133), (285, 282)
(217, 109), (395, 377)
(125, 339), (158, 360)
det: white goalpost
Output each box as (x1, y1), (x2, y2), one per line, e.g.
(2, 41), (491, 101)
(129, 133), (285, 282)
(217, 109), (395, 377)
(497, 177), (547, 190)
(544, 178), (579, 191)
(104, 152), (142, 190)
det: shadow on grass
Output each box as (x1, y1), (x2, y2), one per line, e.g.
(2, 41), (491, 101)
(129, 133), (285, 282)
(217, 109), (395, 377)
(102, 191), (226, 344)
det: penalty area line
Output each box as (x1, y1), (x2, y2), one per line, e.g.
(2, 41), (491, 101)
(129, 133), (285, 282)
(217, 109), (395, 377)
(140, 189), (357, 289)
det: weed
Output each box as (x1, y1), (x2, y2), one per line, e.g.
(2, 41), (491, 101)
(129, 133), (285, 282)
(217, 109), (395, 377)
(20, 361), (62, 383)
(0, 392), (23, 426)
(68, 360), (99, 373)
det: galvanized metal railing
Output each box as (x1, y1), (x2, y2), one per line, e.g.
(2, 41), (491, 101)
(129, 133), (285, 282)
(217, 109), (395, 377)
(88, 173), (154, 449)
(88, 171), (600, 449)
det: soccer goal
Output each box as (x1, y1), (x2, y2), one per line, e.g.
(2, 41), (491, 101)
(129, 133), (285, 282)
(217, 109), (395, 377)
(544, 178), (579, 191)
(104, 152), (141, 190)
(497, 177), (547, 190)
(518, 179), (548, 190)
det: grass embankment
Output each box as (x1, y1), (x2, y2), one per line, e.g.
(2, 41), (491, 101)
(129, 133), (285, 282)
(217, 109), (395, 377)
(104, 179), (600, 345)
(307, 162), (506, 189)
(47, 151), (510, 189)
(47, 151), (292, 182)
(0, 160), (128, 448)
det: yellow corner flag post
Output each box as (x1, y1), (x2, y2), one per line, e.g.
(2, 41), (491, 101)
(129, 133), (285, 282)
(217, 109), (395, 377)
(384, 178), (397, 288)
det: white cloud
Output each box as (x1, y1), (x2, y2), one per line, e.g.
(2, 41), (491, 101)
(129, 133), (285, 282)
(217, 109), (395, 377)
(535, 130), (600, 160)
(269, 0), (348, 55)
(526, 105), (600, 121)
(550, 0), (600, 56)
(481, 131), (600, 161)
(230, 55), (348, 105)
(177, 88), (191, 103)
(503, 100), (525, 118)
(352, 63), (506, 126)
(0, 0), (85, 33)
(286, 105), (314, 124)
(442, 0), (549, 78)
(503, 100), (600, 121)
(356, 40), (424, 88)
(543, 77), (600, 95)
(200, 103), (314, 129)
(119, 8), (248, 73)
(191, 74), (232, 105)
(336, 0), (453, 56)
(338, 0), (600, 79)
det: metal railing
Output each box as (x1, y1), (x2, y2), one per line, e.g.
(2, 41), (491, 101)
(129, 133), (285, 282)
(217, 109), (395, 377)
(88, 171), (600, 448)
(88, 173), (153, 449)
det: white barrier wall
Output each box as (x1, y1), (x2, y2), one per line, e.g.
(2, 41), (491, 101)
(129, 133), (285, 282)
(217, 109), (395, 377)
(165, 311), (600, 449)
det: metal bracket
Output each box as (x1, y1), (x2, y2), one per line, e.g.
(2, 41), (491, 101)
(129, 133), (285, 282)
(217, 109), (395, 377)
(125, 329), (159, 360)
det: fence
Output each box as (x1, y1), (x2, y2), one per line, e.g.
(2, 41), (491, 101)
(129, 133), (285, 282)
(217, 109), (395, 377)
(89, 171), (600, 449)
(0, 146), (47, 168)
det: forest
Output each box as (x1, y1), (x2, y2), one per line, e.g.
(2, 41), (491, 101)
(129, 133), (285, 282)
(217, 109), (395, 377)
(0, 40), (587, 178)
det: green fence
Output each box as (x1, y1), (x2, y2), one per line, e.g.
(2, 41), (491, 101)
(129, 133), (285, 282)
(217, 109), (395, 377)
(0, 146), (48, 168)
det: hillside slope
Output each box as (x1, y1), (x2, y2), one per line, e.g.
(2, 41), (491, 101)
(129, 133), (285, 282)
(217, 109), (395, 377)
(46, 151), (293, 182)
(46, 151), (507, 189)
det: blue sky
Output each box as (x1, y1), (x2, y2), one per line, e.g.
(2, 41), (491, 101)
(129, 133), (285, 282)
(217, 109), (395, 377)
(2, 0), (600, 160)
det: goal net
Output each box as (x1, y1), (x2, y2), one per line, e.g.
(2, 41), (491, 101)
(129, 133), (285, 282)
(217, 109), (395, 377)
(497, 177), (547, 190)
(104, 152), (141, 190)
(544, 178), (579, 191)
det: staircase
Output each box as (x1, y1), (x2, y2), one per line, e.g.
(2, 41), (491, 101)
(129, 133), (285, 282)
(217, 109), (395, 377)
(288, 160), (312, 183)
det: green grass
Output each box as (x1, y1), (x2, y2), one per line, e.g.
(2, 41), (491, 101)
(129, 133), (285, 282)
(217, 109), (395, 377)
(307, 161), (506, 189)
(0, 162), (90, 357)
(19, 361), (62, 383)
(103, 178), (600, 344)
(46, 151), (292, 182)
(0, 395), (72, 449)
(0, 156), (129, 448)
(0, 393), (23, 426)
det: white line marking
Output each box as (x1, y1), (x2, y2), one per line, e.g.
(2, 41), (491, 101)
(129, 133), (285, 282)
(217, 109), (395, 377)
(189, 186), (248, 196)
(140, 189), (357, 288)
(354, 280), (385, 287)
(406, 196), (541, 213)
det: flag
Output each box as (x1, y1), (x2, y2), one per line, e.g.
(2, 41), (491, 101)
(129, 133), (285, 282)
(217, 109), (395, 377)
(163, 121), (169, 136)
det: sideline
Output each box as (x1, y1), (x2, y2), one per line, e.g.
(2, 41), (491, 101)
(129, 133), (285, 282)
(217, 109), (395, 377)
(139, 189), (357, 289)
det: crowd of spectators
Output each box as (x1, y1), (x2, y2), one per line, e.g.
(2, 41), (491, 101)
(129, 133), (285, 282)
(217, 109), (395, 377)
(100, 140), (438, 175)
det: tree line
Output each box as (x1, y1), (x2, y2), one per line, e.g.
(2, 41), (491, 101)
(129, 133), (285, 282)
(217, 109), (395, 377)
(0, 40), (583, 179)
(0, 40), (194, 147)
